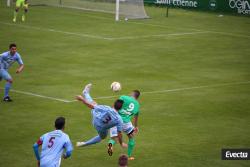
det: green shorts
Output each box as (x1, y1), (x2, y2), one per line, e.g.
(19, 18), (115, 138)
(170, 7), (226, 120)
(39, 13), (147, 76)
(16, 0), (28, 8)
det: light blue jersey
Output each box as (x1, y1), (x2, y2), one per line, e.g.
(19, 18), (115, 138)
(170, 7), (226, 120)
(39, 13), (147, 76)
(0, 51), (23, 70)
(38, 130), (73, 167)
(92, 105), (123, 133)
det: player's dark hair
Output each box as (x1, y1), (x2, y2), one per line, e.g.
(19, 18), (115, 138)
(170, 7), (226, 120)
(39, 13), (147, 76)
(55, 117), (65, 130)
(9, 43), (17, 49)
(133, 90), (140, 99)
(118, 154), (128, 167)
(114, 99), (124, 111)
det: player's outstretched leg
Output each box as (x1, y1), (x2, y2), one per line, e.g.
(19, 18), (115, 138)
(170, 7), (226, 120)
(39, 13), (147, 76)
(82, 83), (93, 102)
(13, 8), (19, 22)
(108, 126), (119, 156)
(76, 135), (102, 147)
(22, 2), (28, 22)
(22, 8), (28, 22)
(108, 138), (116, 156)
(3, 80), (13, 102)
(128, 138), (135, 160)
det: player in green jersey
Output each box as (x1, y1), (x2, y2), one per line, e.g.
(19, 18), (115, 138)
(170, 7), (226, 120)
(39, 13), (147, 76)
(13, 0), (28, 22)
(108, 90), (140, 160)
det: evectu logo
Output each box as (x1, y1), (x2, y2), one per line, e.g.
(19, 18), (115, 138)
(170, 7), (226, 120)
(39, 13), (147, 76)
(229, 0), (250, 14)
(222, 149), (250, 160)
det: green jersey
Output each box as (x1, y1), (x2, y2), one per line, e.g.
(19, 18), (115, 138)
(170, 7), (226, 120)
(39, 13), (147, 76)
(16, 0), (27, 7)
(119, 95), (140, 123)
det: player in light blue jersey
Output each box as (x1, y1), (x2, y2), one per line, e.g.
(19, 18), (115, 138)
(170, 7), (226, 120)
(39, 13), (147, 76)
(75, 84), (127, 149)
(0, 43), (24, 102)
(33, 117), (73, 167)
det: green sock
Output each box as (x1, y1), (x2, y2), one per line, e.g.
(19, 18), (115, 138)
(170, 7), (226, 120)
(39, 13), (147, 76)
(108, 139), (116, 145)
(14, 11), (17, 19)
(128, 138), (135, 157)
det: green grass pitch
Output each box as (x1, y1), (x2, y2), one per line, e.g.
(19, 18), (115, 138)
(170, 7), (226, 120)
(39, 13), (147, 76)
(0, 2), (250, 167)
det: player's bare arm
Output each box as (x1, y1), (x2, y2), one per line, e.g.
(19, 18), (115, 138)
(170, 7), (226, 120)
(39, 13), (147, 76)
(133, 115), (139, 133)
(117, 131), (127, 148)
(76, 95), (96, 109)
(16, 64), (24, 73)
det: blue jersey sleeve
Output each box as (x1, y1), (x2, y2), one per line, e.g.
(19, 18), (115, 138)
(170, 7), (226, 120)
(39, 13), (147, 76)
(16, 54), (24, 65)
(33, 143), (40, 160)
(0, 54), (2, 69)
(116, 117), (123, 132)
(64, 137), (73, 158)
(0, 53), (6, 66)
(33, 135), (44, 161)
(1, 52), (8, 57)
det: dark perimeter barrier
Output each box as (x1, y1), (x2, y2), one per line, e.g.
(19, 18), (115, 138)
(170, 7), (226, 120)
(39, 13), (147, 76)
(144, 0), (250, 16)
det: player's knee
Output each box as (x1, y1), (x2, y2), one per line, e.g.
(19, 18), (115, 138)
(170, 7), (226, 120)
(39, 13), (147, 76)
(127, 130), (135, 138)
(100, 133), (107, 139)
(129, 133), (135, 138)
(7, 79), (13, 84)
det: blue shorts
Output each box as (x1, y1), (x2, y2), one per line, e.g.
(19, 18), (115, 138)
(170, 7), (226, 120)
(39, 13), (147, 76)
(96, 126), (108, 139)
(0, 69), (12, 81)
(91, 109), (108, 139)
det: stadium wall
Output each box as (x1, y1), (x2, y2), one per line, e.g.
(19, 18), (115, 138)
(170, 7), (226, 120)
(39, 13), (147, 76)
(145, 0), (250, 16)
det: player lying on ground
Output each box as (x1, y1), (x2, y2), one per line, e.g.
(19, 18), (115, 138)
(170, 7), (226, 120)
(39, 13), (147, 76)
(75, 84), (127, 149)
(108, 90), (141, 160)
(0, 43), (24, 102)
(13, 0), (28, 22)
(33, 117), (73, 167)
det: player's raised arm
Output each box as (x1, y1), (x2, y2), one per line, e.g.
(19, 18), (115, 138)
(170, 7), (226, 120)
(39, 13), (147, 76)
(76, 83), (97, 109)
(76, 95), (96, 109)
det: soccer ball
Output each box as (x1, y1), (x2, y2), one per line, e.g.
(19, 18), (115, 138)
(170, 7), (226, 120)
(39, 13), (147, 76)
(111, 82), (121, 92)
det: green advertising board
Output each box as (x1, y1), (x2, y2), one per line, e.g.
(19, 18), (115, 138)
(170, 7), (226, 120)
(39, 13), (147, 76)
(145, 0), (250, 15)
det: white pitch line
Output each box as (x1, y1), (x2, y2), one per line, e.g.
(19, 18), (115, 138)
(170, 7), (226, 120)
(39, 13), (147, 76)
(0, 22), (113, 40)
(113, 31), (209, 40)
(10, 89), (71, 103)
(127, 22), (250, 39)
(127, 21), (203, 32)
(2, 21), (247, 40)
(2, 81), (250, 103)
(0, 22), (202, 40)
(207, 31), (250, 39)
(0, 21), (211, 40)
(67, 12), (250, 39)
(141, 81), (250, 94)
(125, 22), (250, 39)
(4, 5), (249, 40)
(67, 81), (250, 103)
